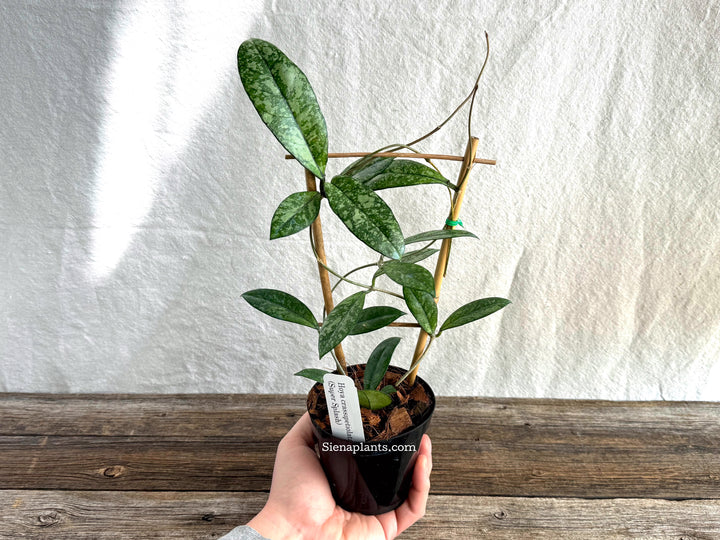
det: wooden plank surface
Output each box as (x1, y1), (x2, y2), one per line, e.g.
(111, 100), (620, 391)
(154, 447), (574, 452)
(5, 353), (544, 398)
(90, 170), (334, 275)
(1, 394), (719, 499)
(0, 489), (262, 540)
(0, 394), (304, 438)
(3, 394), (719, 438)
(2, 490), (720, 540)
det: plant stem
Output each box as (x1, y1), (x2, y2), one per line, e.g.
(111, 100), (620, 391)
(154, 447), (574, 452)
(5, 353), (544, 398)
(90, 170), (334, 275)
(406, 32), (491, 147)
(309, 229), (370, 289)
(373, 288), (405, 299)
(330, 349), (347, 376)
(309, 229), (405, 300)
(342, 143), (449, 177)
(396, 336), (435, 386)
(331, 262), (380, 294)
(467, 32), (491, 141)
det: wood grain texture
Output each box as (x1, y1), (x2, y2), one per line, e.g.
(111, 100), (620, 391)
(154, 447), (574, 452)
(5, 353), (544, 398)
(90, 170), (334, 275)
(2, 491), (719, 540)
(0, 436), (277, 491)
(410, 495), (720, 540)
(1, 394), (719, 499)
(0, 394), (305, 438)
(0, 489), (263, 539)
(2, 394), (720, 538)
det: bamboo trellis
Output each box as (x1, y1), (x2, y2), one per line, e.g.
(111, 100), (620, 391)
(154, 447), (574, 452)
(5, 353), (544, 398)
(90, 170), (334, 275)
(293, 139), (494, 385)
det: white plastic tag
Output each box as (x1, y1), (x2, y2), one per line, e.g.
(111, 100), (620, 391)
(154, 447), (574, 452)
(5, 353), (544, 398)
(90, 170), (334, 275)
(323, 373), (365, 442)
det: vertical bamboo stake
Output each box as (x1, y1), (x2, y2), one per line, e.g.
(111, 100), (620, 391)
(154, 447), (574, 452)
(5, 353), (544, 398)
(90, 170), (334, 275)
(406, 137), (479, 385)
(305, 169), (347, 372)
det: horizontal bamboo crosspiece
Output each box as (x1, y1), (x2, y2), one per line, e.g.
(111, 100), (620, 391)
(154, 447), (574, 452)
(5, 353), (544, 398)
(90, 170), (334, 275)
(287, 151), (495, 165)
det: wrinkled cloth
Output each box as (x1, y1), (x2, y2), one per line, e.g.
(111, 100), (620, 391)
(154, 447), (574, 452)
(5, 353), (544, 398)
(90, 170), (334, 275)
(1, 1), (719, 400)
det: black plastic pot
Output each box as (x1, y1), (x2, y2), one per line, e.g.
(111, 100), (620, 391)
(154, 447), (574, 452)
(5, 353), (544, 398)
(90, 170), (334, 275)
(307, 365), (435, 515)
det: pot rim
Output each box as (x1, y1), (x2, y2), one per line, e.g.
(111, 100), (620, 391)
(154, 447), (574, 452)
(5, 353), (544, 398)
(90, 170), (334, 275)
(307, 363), (436, 444)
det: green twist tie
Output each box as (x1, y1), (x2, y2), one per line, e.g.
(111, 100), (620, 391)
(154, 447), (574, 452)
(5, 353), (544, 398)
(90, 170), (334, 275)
(445, 218), (463, 227)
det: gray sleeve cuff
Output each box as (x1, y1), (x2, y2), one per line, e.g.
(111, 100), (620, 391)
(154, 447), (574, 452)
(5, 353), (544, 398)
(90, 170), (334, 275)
(217, 524), (271, 540)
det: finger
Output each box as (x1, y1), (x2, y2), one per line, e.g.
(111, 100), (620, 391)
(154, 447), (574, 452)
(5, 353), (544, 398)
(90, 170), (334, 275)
(392, 450), (431, 535)
(420, 434), (432, 471)
(272, 412), (326, 487)
(280, 412), (316, 449)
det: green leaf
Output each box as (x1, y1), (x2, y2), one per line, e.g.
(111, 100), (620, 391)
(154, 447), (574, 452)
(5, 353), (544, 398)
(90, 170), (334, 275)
(237, 38), (327, 178)
(380, 261), (436, 296)
(364, 337), (401, 391)
(403, 287), (437, 335)
(357, 389), (393, 410)
(439, 297), (511, 333)
(400, 247), (440, 265)
(270, 191), (322, 239)
(242, 289), (318, 329)
(325, 176), (405, 259)
(380, 384), (396, 395)
(349, 306), (404, 335)
(405, 229), (478, 244)
(358, 159), (455, 190)
(318, 292), (367, 358)
(341, 156), (393, 180)
(374, 248), (439, 278)
(294, 368), (330, 384)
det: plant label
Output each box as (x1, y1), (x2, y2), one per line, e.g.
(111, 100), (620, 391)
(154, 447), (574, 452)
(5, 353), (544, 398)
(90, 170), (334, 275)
(323, 373), (365, 443)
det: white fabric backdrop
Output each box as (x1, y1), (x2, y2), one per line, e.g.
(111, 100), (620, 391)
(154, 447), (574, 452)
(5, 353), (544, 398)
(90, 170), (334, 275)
(1, 0), (718, 399)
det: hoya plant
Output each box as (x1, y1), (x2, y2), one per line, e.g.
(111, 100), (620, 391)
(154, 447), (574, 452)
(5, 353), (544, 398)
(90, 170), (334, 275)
(238, 37), (509, 410)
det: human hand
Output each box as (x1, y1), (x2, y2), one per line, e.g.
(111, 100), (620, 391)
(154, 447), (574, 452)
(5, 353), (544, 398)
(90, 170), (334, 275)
(247, 412), (432, 540)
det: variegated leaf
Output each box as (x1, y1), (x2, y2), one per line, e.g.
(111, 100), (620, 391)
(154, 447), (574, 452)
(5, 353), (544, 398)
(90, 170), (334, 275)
(318, 291), (367, 358)
(439, 297), (511, 333)
(381, 261), (436, 296)
(270, 191), (322, 239)
(358, 159), (455, 190)
(405, 229), (478, 244)
(237, 39), (327, 178)
(349, 306), (404, 335)
(403, 287), (437, 335)
(341, 156), (393, 179)
(374, 247), (439, 278)
(242, 289), (318, 329)
(325, 176), (405, 260)
(294, 368), (331, 384)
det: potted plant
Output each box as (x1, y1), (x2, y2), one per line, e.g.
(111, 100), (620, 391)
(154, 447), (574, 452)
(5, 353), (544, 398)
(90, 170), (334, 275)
(236, 36), (509, 515)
